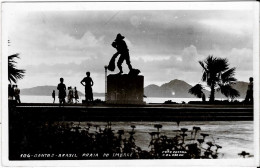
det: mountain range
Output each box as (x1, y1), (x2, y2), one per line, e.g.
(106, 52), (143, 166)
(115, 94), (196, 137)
(20, 79), (249, 99)
(144, 79), (248, 99)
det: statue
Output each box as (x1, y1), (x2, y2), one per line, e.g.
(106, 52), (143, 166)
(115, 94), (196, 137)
(108, 33), (140, 76)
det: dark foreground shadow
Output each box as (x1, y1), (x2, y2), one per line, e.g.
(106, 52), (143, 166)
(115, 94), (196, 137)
(9, 116), (223, 160)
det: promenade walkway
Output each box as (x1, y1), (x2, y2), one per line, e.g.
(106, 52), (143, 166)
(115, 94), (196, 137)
(11, 103), (253, 121)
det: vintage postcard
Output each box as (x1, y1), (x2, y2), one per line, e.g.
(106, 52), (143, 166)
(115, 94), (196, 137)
(1, 1), (259, 167)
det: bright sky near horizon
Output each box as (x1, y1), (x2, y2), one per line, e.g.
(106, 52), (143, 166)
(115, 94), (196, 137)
(5, 3), (255, 93)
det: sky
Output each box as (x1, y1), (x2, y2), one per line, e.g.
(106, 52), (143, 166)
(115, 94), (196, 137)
(6, 8), (254, 93)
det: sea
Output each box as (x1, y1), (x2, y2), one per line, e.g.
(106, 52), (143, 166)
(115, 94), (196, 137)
(20, 95), (240, 104)
(19, 95), (253, 159)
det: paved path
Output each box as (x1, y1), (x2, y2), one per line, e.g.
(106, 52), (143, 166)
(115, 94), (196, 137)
(10, 103), (253, 121)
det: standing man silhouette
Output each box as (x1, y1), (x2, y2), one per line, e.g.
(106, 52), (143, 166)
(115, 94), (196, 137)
(245, 77), (253, 103)
(57, 78), (66, 106)
(81, 72), (94, 103)
(111, 33), (133, 75)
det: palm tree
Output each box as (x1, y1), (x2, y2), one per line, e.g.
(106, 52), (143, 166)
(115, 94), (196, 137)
(8, 53), (25, 84)
(218, 84), (240, 100)
(199, 55), (239, 102)
(189, 84), (204, 98)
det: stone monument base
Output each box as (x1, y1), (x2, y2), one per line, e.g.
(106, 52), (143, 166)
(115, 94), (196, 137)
(106, 74), (144, 104)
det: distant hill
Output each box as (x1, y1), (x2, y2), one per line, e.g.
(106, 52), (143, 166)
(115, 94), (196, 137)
(144, 79), (248, 99)
(232, 81), (249, 98)
(144, 79), (202, 98)
(20, 85), (104, 97)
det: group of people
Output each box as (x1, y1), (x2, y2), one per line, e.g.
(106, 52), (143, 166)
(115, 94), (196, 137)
(68, 87), (79, 104)
(57, 71), (94, 106)
(52, 86), (79, 104)
(8, 84), (21, 103)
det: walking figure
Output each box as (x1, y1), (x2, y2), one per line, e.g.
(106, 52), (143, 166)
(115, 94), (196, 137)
(74, 87), (79, 104)
(245, 77), (253, 103)
(111, 33), (132, 75)
(57, 78), (66, 106)
(14, 85), (21, 103)
(80, 72), (94, 103)
(52, 90), (55, 103)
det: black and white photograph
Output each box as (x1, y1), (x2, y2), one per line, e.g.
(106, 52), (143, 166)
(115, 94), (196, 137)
(1, 1), (259, 167)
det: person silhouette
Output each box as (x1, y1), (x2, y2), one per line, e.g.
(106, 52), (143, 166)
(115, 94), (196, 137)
(8, 84), (13, 100)
(245, 77), (253, 103)
(81, 72), (94, 103)
(57, 78), (66, 106)
(111, 33), (133, 74)
(14, 85), (21, 103)
(74, 87), (79, 104)
(52, 90), (55, 103)
(11, 85), (15, 100)
(67, 86), (74, 104)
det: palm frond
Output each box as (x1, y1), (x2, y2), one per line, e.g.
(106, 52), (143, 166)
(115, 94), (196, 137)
(221, 67), (237, 84)
(188, 84), (204, 98)
(219, 84), (240, 99)
(214, 57), (229, 72)
(202, 72), (207, 82)
(199, 61), (206, 71)
(8, 54), (25, 83)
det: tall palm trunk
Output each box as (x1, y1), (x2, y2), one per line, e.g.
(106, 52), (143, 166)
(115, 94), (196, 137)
(209, 83), (215, 102)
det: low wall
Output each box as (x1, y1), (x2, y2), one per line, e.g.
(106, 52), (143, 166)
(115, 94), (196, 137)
(10, 105), (253, 122)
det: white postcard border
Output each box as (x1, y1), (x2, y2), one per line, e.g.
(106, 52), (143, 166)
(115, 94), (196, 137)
(1, 1), (259, 167)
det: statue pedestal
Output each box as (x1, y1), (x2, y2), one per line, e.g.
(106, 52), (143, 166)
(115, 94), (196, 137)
(106, 74), (144, 104)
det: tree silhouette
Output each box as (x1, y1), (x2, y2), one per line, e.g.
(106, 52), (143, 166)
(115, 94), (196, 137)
(189, 84), (204, 98)
(199, 55), (239, 102)
(8, 53), (25, 84)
